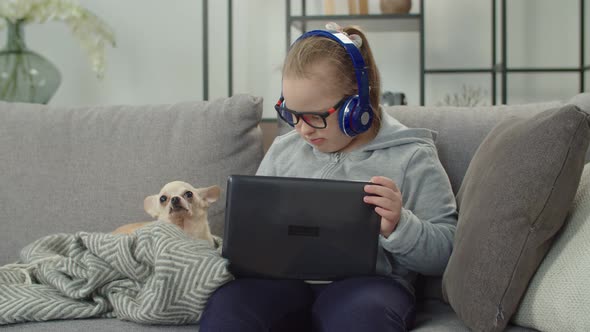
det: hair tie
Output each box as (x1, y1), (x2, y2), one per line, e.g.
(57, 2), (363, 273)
(325, 22), (363, 49)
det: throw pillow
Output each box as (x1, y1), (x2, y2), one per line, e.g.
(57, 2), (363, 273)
(512, 163), (590, 331)
(441, 104), (590, 332)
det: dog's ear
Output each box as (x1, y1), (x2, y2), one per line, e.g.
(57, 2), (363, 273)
(144, 194), (161, 218)
(198, 185), (221, 204)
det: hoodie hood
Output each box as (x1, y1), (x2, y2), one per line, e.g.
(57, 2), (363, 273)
(361, 112), (437, 152)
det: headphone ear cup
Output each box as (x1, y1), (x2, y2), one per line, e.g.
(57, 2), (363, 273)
(338, 96), (373, 137)
(338, 96), (356, 137)
(352, 103), (373, 135)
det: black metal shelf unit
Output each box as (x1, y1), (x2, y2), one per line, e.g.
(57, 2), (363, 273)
(422, 0), (497, 105)
(202, 0), (233, 101)
(498, 0), (587, 104)
(423, 0), (587, 105)
(286, 0), (588, 106)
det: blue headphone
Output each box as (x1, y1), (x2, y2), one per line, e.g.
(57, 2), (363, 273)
(277, 29), (373, 137)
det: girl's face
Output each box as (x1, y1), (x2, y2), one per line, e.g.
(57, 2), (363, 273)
(282, 64), (373, 153)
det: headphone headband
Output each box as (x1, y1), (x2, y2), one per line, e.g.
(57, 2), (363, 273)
(276, 28), (374, 137)
(294, 30), (370, 112)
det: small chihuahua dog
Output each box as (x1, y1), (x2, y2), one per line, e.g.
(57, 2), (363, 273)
(113, 181), (220, 246)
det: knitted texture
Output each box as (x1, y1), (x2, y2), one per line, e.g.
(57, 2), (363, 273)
(513, 164), (590, 331)
(0, 222), (233, 325)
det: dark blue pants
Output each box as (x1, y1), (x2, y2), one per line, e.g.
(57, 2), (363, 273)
(199, 276), (416, 332)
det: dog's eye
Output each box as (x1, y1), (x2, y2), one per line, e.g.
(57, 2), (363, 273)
(159, 195), (167, 203)
(184, 191), (193, 199)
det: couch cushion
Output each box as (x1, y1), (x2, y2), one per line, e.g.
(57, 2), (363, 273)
(385, 100), (563, 194)
(413, 300), (538, 332)
(512, 163), (590, 331)
(0, 318), (198, 331)
(0, 95), (264, 265)
(441, 104), (590, 332)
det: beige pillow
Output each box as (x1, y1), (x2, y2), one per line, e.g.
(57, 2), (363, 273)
(442, 105), (590, 332)
(512, 163), (590, 331)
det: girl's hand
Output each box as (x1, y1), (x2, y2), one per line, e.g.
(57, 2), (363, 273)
(363, 176), (402, 238)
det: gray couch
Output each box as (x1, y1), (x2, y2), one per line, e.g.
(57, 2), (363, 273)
(0, 93), (588, 331)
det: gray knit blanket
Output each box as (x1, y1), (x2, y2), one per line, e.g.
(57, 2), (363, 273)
(0, 222), (233, 325)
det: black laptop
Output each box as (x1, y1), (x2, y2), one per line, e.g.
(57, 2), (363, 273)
(222, 175), (380, 280)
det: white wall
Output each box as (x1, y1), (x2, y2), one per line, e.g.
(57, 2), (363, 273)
(6, 0), (587, 119)
(26, 0), (206, 106)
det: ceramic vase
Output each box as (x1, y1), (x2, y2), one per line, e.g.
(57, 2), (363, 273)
(0, 19), (61, 104)
(380, 0), (412, 14)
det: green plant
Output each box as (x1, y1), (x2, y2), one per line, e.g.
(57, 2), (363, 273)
(437, 84), (488, 107)
(0, 0), (116, 78)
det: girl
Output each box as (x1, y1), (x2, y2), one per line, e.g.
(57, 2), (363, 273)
(200, 23), (457, 332)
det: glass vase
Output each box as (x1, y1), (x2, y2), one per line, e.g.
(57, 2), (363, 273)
(0, 19), (61, 104)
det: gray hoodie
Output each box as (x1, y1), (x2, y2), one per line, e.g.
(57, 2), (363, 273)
(256, 112), (457, 292)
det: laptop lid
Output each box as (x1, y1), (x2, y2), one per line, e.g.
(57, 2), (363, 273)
(222, 175), (380, 280)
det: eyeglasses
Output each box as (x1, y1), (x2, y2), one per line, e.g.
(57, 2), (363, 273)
(275, 96), (347, 129)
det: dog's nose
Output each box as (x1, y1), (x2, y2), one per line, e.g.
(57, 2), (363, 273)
(171, 197), (181, 205)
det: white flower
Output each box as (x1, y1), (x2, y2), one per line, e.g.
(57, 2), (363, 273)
(0, 0), (116, 78)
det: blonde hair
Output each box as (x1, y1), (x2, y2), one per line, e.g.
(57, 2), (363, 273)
(282, 26), (382, 132)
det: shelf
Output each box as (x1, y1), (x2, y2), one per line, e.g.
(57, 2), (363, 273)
(285, 0), (587, 106)
(289, 14), (421, 33)
(425, 68), (495, 74)
(506, 67), (582, 73)
(425, 67), (585, 74)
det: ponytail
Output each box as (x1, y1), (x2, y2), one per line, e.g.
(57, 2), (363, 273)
(343, 26), (381, 131)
